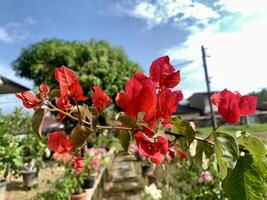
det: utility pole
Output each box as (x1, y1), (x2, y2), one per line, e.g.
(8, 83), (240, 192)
(201, 45), (216, 130)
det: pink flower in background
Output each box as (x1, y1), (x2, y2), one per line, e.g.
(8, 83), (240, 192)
(96, 147), (107, 154)
(53, 152), (72, 163)
(88, 155), (101, 171)
(198, 171), (213, 183)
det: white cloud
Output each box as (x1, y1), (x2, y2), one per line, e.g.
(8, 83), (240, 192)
(165, 1), (267, 97)
(0, 28), (13, 43)
(0, 17), (36, 43)
(116, 0), (219, 29)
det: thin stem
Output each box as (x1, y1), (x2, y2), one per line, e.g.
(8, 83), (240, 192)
(204, 120), (225, 141)
(47, 101), (213, 147)
(165, 130), (214, 146)
(75, 100), (82, 124)
(48, 102), (134, 131)
(47, 102), (91, 126)
(96, 125), (134, 131)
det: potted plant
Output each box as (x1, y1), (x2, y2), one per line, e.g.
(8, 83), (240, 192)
(19, 133), (47, 188)
(0, 118), (23, 200)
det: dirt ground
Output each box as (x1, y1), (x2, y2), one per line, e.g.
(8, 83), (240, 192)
(5, 162), (64, 200)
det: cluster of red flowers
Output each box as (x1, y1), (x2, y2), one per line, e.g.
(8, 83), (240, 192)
(54, 66), (110, 119)
(48, 131), (85, 173)
(15, 55), (258, 170)
(116, 56), (183, 164)
(211, 89), (257, 124)
(15, 83), (50, 109)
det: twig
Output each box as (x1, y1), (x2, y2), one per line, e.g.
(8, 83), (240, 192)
(204, 120), (225, 141)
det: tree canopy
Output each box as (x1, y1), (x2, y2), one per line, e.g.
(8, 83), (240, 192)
(12, 39), (141, 98)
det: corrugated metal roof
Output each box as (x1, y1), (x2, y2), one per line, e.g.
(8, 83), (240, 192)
(0, 75), (30, 94)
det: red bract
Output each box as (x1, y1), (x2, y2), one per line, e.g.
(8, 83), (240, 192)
(39, 83), (50, 95)
(92, 86), (111, 112)
(166, 148), (176, 163)
(54, 66), (88, 102)
(55, 96), (72, 119)
(71, 156), (84, 173)
(116, 72), (157, 123)
(177, 150), (187, 160)
(149, 56), (180, 89)
(157, 88), (183, 123)
(48, 132), (72, 154)
(134, 131), (168, 165)
(16, 91), (42, 109)
(211, 89), (257, 124)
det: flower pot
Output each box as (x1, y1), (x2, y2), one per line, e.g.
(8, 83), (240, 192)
(20, 170), (38, 187)
(0, 180), (7, 200)
(70, 191), (88, 200)
(82, 177), (95, 189)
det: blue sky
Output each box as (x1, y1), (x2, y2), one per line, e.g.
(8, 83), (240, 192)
(0, 0), (267, 113)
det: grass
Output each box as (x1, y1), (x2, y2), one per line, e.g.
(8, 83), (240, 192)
(196, 123), (267, 136)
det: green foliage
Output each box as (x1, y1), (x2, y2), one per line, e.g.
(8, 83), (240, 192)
(12, 39), (141, 97)
(0, 114), (23, 179)
(37, 166), (84, 200)
(154, 157), (227, 200)
(214, 132), (239, 179)
(249, 88), (267, 104)
(0, 108), (47, 177)
(197, 123), (267, 136)
(221, 133), (267, 199)
(194, 141), (214, 167)
(169, 116), (196, 147)
(19, 133), (47, 170)
(223, 154), (267, 200)
(117, 130), (131, 151)
(238, 134), (266, 159)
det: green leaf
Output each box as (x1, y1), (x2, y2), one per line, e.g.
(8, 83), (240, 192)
(223, 154), (267, 200)
(169, 116), (195, 147)
(115, 112), (136, 127)
(32, 108), (47, 138)
(195, 140), (214, 167)
(214, 132), (239, 179)
(117, 130), (131, 151)
(238, 135), (266, 159)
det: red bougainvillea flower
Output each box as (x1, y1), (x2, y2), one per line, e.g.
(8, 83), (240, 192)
(16, 91), (42, 109)
(134, 131), (168, 165)
(92, 86), (111, 112)
(116, 72), (157, 123)
(39, 83), (50, 95)
(166, 148), (176, 163)
(55, 96), (72, 119)
(48, 132), (72, 154)
(177, 150), (187, 160)
(54, 66), (88, 102)
(71, 156), (84, 173)
(149, 56), (180, 89)
(157, 88), (183, 123)
(211, 89), (257, 124)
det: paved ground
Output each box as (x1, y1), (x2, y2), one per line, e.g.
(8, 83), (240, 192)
(5, 162), (64, 200)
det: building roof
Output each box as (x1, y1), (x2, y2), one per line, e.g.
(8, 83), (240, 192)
(188, 91), (218, 100)
(0, 75), (30, 94)
(175, 105), (203, 115)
